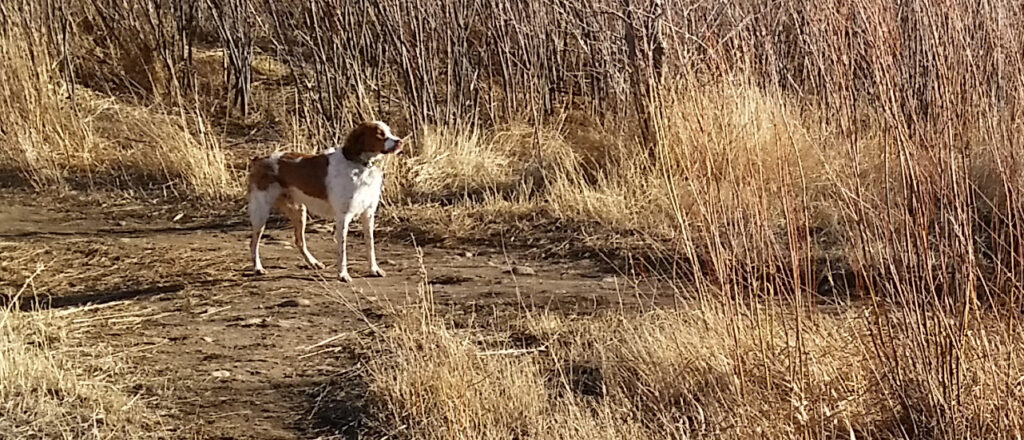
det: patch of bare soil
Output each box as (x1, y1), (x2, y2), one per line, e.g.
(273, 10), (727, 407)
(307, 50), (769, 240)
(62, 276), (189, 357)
(0, 191), (674, 439)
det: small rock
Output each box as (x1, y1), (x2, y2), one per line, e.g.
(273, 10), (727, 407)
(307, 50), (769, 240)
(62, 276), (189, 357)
(601, 277), (616, 283)
(172, 212), (184, 222)
(211, 370), (231, 378)
(508, 266), (537, 276)
(462, 251), (474, 258)
(116, 220), (127, 227)
(385, 259), (398, 266)
(276, 298), (312, 308)
(201, 337), (215, 343)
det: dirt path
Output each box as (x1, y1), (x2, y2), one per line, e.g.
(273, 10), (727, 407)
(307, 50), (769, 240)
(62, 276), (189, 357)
(1, 192), (667, 439)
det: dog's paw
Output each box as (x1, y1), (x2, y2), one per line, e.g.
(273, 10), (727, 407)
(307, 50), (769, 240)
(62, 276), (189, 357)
(370, 266), (387, 278)
(253, 267), (267, 276)
(338, 272), (353, 283)
(308, 260), (326, 270)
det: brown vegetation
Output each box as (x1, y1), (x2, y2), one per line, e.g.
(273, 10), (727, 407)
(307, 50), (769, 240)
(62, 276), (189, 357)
(2, 0), (1023, 438)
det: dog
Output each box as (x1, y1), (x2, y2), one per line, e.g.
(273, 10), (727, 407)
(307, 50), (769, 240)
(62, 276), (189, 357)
(247, 121), (403, 282)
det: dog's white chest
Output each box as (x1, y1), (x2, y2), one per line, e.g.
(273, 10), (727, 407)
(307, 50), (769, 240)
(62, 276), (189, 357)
(348, 168), (383, 214)
(327, 159), (383, 217)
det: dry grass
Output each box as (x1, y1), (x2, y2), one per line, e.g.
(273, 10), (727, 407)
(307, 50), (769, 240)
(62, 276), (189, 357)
(365, 281), (1024, 439)
(3, 0), (1024, 437)
(0, 3), (237, 201)
(0, 16), (92, 189)
(78, 90), (237, 200)
(1, 270), (161, 439)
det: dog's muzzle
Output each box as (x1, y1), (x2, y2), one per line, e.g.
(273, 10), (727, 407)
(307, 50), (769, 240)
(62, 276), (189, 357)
(384, 138), (403, 154)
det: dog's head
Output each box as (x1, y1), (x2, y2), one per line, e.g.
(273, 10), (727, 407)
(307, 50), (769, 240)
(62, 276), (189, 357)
(342, 121), (404, 164)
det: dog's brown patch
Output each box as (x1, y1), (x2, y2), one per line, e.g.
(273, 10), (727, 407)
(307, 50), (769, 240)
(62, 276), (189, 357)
(247, 153), (330, 200)
(276, 153), (329, 199)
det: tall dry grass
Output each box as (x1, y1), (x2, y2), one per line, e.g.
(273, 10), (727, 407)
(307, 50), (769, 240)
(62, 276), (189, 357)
(0, 0), (237, 200)
(2, 0), (1024, 438)
(365, 282), (1024, 439)
(0, 6), (93, 188)
(287, 1), (1024, 438)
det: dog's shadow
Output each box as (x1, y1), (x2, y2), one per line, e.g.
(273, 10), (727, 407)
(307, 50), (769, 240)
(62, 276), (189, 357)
(4, 282), (191, 311)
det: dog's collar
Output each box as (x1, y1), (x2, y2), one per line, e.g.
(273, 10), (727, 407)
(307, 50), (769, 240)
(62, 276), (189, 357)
(347, 157), (373, 168)
(341, 151), (377, 168)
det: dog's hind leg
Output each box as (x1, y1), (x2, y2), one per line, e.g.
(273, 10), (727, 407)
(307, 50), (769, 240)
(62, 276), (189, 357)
(276, 198), (324, 270)
(249, 187), (278, 275)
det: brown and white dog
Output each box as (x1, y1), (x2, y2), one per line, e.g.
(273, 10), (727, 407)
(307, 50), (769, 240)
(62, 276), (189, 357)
(248, 121), (403, 282)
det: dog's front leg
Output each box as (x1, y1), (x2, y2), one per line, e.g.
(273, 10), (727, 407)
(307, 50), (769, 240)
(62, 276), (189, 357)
(363, 211), (385, 277)
(337, 213), (355, 283)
